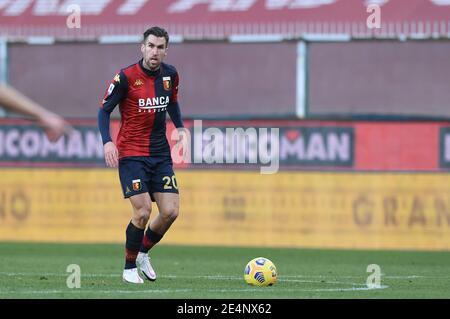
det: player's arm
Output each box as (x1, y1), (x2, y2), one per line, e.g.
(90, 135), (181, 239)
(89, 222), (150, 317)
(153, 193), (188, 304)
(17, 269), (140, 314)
(0, 84), (73, 141)
(166, 72), (184, 129)
(98, 71), (128, 168)
(166, 72), (188, 159)
(167, 102), (183, 129)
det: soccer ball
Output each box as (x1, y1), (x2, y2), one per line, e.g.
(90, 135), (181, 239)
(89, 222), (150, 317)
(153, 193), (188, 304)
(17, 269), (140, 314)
(244, 257), (277, 287)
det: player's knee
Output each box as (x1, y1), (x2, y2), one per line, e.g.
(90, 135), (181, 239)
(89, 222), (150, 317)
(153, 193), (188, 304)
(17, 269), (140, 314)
(133, 200), (152, 214)
(162, 205), (179, 222)
(138, 209), (151, 222)
(132, 202), (152, 226)
(132, 212), (149, 227)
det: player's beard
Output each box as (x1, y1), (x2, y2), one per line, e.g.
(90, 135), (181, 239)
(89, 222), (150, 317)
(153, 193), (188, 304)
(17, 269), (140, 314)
(145, 56), (160, 71)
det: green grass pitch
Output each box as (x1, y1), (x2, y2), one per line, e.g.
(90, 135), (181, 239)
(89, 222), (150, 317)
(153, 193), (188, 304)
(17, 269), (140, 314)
(1, 242), (450, 299)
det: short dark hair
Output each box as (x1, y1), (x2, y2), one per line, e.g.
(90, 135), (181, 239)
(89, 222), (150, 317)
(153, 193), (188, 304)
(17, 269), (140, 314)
(143, 26), (169, 47)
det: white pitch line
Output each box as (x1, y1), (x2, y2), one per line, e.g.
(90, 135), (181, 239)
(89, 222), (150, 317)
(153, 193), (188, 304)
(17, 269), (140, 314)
(0, 271), (428, 282)
(280, 275), (426, 279)
(277, 279), (364, 286)
(383, 275), (424, 279)
(0, 272), (365, 285)
(0, 285), (389, 295)
(1, 271), (428, 294)
(0, 289), (193, 294)
(312, 286), (389, 291)
(0, 272), (427, 282)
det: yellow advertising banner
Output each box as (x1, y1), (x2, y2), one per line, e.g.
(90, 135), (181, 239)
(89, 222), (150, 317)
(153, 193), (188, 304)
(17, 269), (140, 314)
(1, 169), (450, 250)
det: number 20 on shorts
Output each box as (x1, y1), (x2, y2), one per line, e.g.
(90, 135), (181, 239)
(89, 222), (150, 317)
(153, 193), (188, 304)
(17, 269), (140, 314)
(162, 175), (178, 190)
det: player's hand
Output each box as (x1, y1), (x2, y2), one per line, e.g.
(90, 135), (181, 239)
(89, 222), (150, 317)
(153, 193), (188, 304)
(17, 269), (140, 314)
(104, 141), (119, 168)
(39, 113), (74, 142)
(176, 127), (186, 144)
(174, 127), (189, 162)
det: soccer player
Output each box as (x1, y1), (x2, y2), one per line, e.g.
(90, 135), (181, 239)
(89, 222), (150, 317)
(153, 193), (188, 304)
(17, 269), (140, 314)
(98, 26), (184, 284)
(0, 84), (72, 141)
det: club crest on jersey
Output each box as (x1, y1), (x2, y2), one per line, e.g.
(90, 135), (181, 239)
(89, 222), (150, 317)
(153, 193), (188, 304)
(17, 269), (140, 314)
(113, 73), (120, 83)
(163, 76), (171, 91)
(132, 179), (142, 191)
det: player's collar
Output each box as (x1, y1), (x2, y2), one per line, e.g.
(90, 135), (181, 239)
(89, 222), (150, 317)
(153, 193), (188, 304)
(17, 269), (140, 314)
(139, 59), (161, 77)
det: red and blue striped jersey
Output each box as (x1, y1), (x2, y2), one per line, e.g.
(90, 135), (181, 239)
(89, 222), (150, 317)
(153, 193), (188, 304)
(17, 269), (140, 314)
(98, 59), (183, 159)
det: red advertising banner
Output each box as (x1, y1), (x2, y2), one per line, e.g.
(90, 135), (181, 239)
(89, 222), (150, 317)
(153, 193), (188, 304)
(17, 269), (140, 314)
(177, 120), (445, 172)
(356, 122), (440, 171)
(0, 118), (449, 171)
(0, 0), (449, 39)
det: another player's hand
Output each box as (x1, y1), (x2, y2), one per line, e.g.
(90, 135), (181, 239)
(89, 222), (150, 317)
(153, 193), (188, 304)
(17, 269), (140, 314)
(39, 113), (74, 142)
(104, 141), (119, 168)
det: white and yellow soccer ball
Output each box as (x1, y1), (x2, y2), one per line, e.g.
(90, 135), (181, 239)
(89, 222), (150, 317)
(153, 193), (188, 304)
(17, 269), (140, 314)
(244, 257), (277, 287)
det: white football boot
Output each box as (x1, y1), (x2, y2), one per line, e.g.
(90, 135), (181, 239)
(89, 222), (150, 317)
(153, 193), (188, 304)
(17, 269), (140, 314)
(122, 268), (144, 284)
(136, 252), (157, 281)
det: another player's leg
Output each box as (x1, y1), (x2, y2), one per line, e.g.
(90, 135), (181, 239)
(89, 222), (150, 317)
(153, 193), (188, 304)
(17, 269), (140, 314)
(138, 192), (179, 281)
(123, 193), (152, 284)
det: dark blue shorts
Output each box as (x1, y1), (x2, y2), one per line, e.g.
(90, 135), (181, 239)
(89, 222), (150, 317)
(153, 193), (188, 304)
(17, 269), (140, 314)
(118, 156), (179, 201)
